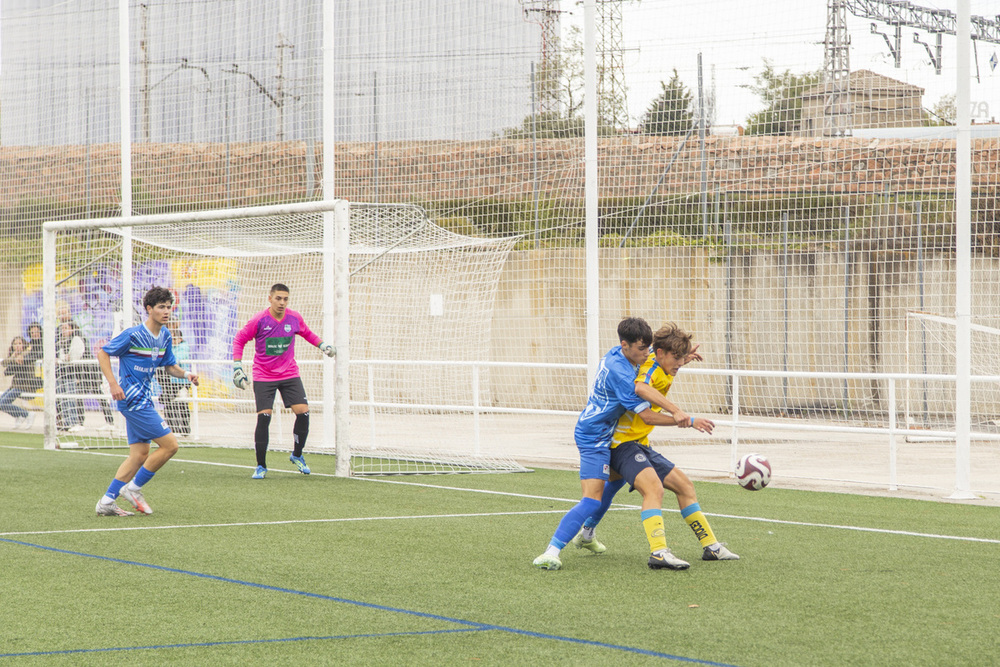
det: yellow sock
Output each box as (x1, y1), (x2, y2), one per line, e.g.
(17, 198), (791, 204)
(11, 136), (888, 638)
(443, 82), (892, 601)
(641, 509), (667, 553)
(681, 503), (718, 548)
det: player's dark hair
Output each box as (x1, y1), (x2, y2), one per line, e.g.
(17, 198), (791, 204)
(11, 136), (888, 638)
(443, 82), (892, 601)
(143, 286), (174, 310)
(270, 283), (290, 294)
(617, 317), (652, 346)
(652, 323), (693, 358)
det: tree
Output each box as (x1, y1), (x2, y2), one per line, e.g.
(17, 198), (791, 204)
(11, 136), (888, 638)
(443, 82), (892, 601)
(925, 93), (955, 126)
(639, 70), (694, 136)
(500, 26), (616, 138)
(743, 60), (821, 136)
(500, 111), (587, 139)
(558, 25), (585, 119)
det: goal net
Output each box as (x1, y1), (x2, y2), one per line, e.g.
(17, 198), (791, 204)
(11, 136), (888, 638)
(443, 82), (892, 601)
(904, 311), (1000, 431)
(3, 0), (1000, 496)
(41, 201), (527, 475)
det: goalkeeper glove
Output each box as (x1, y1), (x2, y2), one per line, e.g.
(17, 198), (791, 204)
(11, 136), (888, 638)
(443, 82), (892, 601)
(319, 342), (336, 358)
(233, 361), (249, 389)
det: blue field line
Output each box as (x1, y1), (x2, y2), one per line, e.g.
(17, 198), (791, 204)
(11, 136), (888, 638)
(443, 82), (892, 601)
(0, 537), (738, 666)
(0, 628), (485, 658)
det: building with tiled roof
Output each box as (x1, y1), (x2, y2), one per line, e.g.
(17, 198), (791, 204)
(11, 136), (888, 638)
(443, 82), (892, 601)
(797, 70), (925, 137)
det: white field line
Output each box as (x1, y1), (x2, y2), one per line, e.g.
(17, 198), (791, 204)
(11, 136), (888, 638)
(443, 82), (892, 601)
(5, 445), (999, 545)
(0, 509), (594, 538)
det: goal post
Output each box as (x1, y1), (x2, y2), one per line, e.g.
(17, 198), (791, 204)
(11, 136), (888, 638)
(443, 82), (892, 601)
(904, 310), (1000, 431)
(42, 200), (350, 471)
(41, 200), (528, 476)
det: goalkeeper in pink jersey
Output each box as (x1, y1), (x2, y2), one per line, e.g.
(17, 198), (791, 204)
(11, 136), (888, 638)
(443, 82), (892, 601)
(232, 283), (335, 479)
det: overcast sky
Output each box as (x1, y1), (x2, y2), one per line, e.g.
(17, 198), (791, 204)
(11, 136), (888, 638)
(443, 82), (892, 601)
(562, 0), (1000, 128)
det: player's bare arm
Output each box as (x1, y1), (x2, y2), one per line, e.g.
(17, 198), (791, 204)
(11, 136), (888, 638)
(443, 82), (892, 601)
(634, 381), (691, 426)
(682, 343), (703, 365)
(165, 364), (199, 386)
(96, 349), (125, 401)
(636, 406), (714, 434)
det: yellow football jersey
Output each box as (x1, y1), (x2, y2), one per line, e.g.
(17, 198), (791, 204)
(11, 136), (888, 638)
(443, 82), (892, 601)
(611, 352), (675, 447)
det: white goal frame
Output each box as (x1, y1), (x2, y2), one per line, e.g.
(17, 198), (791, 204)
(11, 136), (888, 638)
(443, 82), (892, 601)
(904, 310), (1000, 432)
(41, 200), (352, 476)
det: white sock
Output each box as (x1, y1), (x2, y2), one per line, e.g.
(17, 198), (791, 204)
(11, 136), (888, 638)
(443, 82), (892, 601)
(581, 526), (596, 541)
(98, 495), (113, 505)
(126, 481), (140, 492)
(707, 542), (721, 551)
(544, 545), (561, 558)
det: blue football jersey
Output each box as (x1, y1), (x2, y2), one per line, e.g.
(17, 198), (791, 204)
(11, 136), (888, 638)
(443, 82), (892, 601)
(573, 346), (651, 449)
(102, 323), (177, 411)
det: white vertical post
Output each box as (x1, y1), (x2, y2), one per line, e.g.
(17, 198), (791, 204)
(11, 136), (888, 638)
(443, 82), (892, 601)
(367, 363), (377, 448)
(729, 374), (740, 475)
(333, 200), (351, 477)
(42, 229), (58, 449)
(321, 0), (352, 477)
(472, 364), (481, 456)
(888, 379), (897, 491)
(904, 315), (911, 429)
(189, 362), (200, 440)
(322, 209), (335, 463)
(583, 0), (599, 385)
(951, 0), (974, 499)
(119, 0), (134, 327)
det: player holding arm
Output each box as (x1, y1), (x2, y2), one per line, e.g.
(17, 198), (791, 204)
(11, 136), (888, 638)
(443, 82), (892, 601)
(94, 287), (200, 516)
(573, 323), (737, 568)
(232, 283), (335, 479)
(535, 317), (694, 571)
(634, 343), (703, 427)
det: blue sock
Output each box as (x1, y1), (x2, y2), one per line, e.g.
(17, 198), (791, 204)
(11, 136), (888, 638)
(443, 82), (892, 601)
(550, 497), (601, 549)
(104, 479), (126, 500)
(640, 508), (661, 522)
(680, 502), (701, 519)
(583, 478), (626, 530)
(132, 466), (155, 488)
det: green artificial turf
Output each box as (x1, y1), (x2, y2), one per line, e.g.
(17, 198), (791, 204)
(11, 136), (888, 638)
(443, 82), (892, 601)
(1, 435), (998, 666)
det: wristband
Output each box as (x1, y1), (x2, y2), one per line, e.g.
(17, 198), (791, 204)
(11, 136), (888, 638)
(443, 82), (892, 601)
(689, 416), (695, 427)
(184, 371), (194, 381)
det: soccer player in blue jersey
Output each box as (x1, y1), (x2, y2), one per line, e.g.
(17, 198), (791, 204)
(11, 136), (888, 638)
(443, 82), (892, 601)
(93, 287), (199, 516)
(576, 323), (736, 568)
(533, 317), (695, 571)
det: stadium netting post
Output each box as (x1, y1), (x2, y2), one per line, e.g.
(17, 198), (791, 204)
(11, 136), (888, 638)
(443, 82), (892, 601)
(41, 200), (528, 476)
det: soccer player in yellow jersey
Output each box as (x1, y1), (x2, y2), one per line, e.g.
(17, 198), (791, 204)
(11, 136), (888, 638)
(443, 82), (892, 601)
(573, 323), (740, 568)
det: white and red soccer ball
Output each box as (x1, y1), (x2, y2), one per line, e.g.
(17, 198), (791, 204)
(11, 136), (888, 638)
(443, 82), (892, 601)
(735, 454), (772, 491)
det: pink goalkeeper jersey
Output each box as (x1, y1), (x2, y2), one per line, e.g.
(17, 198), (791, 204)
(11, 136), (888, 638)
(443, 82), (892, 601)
(232, 308), (322, 382)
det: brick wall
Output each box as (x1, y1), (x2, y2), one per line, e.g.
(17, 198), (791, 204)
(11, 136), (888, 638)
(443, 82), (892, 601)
(2, 137), (997, 210)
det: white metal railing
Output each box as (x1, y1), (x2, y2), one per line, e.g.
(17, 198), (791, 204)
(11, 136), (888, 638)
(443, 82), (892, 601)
(26, 358), (998, 494)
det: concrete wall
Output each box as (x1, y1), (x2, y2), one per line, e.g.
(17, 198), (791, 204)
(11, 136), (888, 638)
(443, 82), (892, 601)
(491, 246), (992, 417)
(2, 246), (995, 420)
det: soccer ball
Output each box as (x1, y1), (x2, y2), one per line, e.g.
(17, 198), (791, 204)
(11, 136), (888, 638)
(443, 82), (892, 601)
(735, 454), (771, 491)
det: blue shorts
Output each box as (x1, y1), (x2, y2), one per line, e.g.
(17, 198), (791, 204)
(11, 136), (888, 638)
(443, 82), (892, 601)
(610, 440), (675, 489)
(122, 404), (171, 444)
(577, 444), (612, 481)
